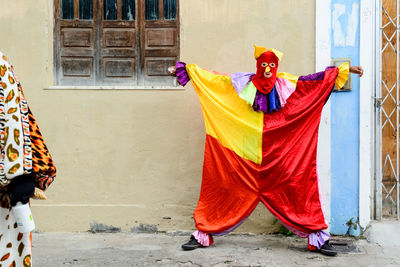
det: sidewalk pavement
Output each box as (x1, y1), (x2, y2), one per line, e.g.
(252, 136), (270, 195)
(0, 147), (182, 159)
(33, 232), (400, 267)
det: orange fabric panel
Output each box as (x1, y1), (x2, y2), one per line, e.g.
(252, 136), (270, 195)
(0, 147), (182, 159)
(194, 135), (260, 233)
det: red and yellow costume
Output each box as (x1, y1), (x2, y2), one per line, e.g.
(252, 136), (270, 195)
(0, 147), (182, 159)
(176, 45), (349, 248)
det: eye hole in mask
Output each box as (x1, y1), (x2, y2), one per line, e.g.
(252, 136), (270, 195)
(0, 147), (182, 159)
(269, 63), (276, 68)
(261, 62), (268, 67)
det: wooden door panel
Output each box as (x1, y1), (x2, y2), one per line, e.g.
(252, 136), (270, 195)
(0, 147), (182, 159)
(145, 57), (175, 76)
(104, 59), (135, 77)
(60, 48), (95, 57)
(103, 29), (136, 47)
(62, 57), (93, 77)
(59, 24), (96, 84)
(143, 56), (175, 86)
(140, 0), (179, 85)
(145, 28), (176, 48)
(62, 28), (93, 47)
(100, 25), (138, 84)
(99, 0), (138, 85)
(101, 48), (136, 57)
(55, 0), (97, 85)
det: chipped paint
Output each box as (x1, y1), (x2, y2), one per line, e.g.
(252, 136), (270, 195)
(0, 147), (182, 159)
(330, 0), (361, 235)
(333, 2), (360, 47)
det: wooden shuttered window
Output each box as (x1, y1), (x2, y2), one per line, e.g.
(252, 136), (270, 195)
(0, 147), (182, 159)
(54, 0), (179, 86)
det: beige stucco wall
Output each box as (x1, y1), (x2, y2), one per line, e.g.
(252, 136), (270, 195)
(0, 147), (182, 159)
(0, 0), (315, 233)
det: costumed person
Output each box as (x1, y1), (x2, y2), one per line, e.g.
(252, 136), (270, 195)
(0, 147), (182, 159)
(168, 45), (363, 256)
(0, 53), (56, 266)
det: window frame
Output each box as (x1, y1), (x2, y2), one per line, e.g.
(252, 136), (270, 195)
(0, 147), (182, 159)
(53, 0), (180, 88)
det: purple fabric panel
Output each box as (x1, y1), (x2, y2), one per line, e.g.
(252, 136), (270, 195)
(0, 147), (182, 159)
(298, 66), (337, 82)
(253, 91), (268, 112)
(230, 72), (255, 94)
(325, 65), (336, 71)
(252, 86), (281, 113)
(210, 215), (250, 236)
(298, 71), (326, 82)
(175, 61), (190, 86)
(308, 231), (330, 249)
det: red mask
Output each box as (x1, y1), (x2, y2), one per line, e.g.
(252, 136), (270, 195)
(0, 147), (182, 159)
(251, 51), (279, 94)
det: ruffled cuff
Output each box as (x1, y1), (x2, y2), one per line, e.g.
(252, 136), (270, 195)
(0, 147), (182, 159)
(308, 231), (330, 249)
(176, 61), (190, 86)
(335, 62), (349, 90)
(192, 230), (214, 246)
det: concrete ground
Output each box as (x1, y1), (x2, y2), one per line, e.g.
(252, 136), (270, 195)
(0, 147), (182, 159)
(33, 232), (400, 267)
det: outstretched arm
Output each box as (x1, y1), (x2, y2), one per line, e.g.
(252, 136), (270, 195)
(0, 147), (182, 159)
(168, 63), (190, 86)
(171, 65), (364, 77)
(349, 66), (364, 77)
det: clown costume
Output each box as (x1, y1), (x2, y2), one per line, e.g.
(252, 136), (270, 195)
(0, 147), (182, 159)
(170, 45), (363, 256)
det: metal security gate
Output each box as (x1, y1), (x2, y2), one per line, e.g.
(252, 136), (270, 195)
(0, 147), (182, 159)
(376, 0), (400, 219)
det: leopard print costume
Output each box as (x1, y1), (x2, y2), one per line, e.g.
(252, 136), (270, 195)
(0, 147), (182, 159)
(0, 53), (56, 267)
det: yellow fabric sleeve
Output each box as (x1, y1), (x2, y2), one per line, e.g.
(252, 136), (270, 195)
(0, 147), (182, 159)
(335, 62), (350, 90)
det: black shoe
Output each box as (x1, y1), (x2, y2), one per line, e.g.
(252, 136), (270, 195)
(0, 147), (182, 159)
(316, 241), (338, 256)
(181, 235), (204, 251)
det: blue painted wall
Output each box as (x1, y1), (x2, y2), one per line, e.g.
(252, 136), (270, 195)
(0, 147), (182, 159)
(330, 0), (360, 234)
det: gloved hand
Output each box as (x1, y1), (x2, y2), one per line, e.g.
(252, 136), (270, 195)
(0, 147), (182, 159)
(8, 173), (35, 206)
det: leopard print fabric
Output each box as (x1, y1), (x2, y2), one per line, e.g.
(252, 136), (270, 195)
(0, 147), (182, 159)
(0, 54), (56, 208)
(28, 108), (56, 191)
